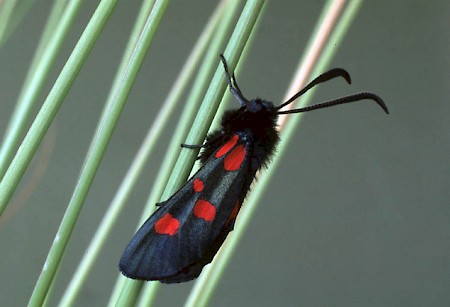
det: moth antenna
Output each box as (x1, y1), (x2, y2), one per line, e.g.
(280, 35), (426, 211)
(276, 68), (351, 110)
(220, 54), (249, 106)
(231, 71), (245, 100)
(277, 92), (389, 115)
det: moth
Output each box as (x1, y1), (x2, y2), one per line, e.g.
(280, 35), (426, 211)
(119, 54), (388, 283)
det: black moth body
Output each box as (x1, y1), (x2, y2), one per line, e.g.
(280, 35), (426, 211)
(119, 54), (389, 283)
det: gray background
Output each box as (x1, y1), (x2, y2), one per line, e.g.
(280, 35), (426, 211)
(1, 1), (449, 306)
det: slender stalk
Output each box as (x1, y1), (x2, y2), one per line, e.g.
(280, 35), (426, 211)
(0, 0), (114, 217)
(0, 0), (81, 181)
(57, 1), (159, 305)
(26, 0), (168, 304)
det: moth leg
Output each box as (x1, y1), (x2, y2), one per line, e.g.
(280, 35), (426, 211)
(180, 143), (207, 160)
(180, 143), (205, 149)
(181, 130), (225, 149)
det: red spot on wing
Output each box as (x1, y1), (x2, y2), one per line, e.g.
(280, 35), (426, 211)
(226, 201), (240, 226)
(215, 134), (239, 158)
(223, 145), (246, 171)
(154, 213), (180, 235)
(193, 178), (204, 192)
(193, 199), (216, 222)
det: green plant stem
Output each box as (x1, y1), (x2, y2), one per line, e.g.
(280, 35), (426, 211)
(24, 0), (151, 306)
(0, 0), (82, 181)
(0, 0), (118, 217)
(40, 0), (168, 302)
(57, 1), (158, 306)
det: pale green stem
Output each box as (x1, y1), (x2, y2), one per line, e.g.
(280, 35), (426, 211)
(0, 0), (80, 181)
(0, 0), (116, 215)
(26, 0), (167, 305)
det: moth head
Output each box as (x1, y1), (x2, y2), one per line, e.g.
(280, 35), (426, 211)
(244, 99), (274, 114)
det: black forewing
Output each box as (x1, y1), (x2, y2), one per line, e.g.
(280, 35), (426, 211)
(119, 135), (254, 282)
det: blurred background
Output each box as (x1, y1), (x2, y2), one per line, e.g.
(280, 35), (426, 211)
(0, 1), (449, 306)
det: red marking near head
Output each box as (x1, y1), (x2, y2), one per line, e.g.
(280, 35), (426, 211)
(193, 178), (204, 192)
(215, 134), (239, 158)
(225, 201), (240, 226)
(223, 145), (246, 171)
(193, 199), (216, 222)
(154, 213), (180, 235)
